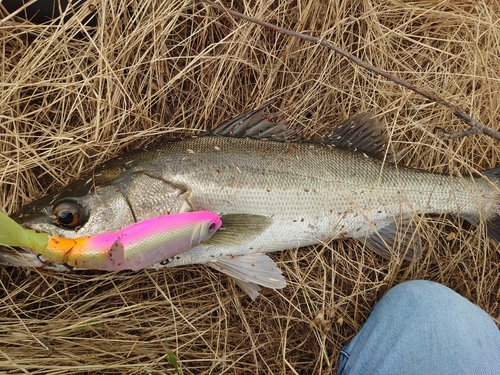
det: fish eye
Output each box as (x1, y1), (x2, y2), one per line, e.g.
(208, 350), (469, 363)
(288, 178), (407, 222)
(208, 222), (217, 233)
(52, 202), (85, 228)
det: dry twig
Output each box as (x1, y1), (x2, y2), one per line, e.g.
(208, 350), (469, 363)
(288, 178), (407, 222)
(204, 0), (500, 142)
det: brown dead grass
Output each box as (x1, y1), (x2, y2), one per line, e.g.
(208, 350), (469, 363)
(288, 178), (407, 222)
(1, 0), (500, 373)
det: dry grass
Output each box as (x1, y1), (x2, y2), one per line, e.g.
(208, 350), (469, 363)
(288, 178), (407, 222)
(1, 0), (500, 373)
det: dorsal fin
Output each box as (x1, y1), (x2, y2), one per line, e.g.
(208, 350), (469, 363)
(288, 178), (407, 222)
(208, 103), (398, 161)
(207, 100), (297, 140)
(317, 112), (400, 162)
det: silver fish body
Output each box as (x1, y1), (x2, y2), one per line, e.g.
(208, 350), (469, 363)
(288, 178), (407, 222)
(4, 104), (500, 298)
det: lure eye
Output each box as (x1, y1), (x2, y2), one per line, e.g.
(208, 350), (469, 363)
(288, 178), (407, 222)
(53, 202), (85, 228)
(208, 222), (217, 233)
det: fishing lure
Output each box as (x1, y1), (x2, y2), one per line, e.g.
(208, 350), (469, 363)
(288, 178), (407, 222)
(0, 210), (221, 271)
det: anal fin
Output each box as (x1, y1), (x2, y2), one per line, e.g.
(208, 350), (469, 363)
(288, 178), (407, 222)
(209, 253), (286, 300)
(364, 216), (423, 261)
(233, 280), (261, 300)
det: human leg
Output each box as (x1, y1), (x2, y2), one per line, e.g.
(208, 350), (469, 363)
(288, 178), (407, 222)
(337, 280), (500, 375)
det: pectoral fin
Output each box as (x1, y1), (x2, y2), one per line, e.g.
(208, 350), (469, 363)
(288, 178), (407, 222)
(364, 216), (423, 261)
(209, 253), (286, 300)
(203, 214), (273, 246)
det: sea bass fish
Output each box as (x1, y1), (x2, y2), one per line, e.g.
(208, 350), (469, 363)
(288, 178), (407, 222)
(0, 210), (221, 271)
(3, 102), (500, 298)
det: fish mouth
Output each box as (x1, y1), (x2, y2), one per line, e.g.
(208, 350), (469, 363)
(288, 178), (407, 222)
(0, 245), (38, 267)
(0, 244), (68, 270)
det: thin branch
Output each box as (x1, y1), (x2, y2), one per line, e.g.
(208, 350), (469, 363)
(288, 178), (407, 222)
(204, 0), (500, 142)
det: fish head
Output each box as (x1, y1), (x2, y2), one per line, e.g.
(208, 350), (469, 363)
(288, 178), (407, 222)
(13, 161), (193, 238)
(13, 179), (136, 238)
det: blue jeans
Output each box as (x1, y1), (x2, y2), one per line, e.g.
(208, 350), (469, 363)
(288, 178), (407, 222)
(337, 280), (500, 375)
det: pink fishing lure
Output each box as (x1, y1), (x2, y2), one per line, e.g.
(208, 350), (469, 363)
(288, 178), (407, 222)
(42, 211), (221, 270)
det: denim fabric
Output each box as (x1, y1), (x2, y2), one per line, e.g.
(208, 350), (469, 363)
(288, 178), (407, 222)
(337, 280), (500, 375)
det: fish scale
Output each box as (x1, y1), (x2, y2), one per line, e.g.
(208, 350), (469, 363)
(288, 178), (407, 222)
(141, 135), (494, 264)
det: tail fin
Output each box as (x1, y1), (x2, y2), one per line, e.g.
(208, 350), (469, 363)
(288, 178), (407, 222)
(479, 167), (500, 242)
(462, 168), (500, 243)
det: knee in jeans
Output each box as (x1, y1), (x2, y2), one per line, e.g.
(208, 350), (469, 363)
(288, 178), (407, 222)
(382, 280), (451, 305)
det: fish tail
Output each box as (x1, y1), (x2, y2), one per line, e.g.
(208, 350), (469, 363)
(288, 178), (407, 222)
(463, 167), (500, 243)
(0, 211), (49, 254)
(482, 167), (500, 242)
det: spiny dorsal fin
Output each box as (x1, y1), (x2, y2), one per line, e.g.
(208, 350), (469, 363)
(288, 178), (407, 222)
(208, 103), (399, 161)
(207, 100), (297, 140)
(317, 112), (400, 162)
